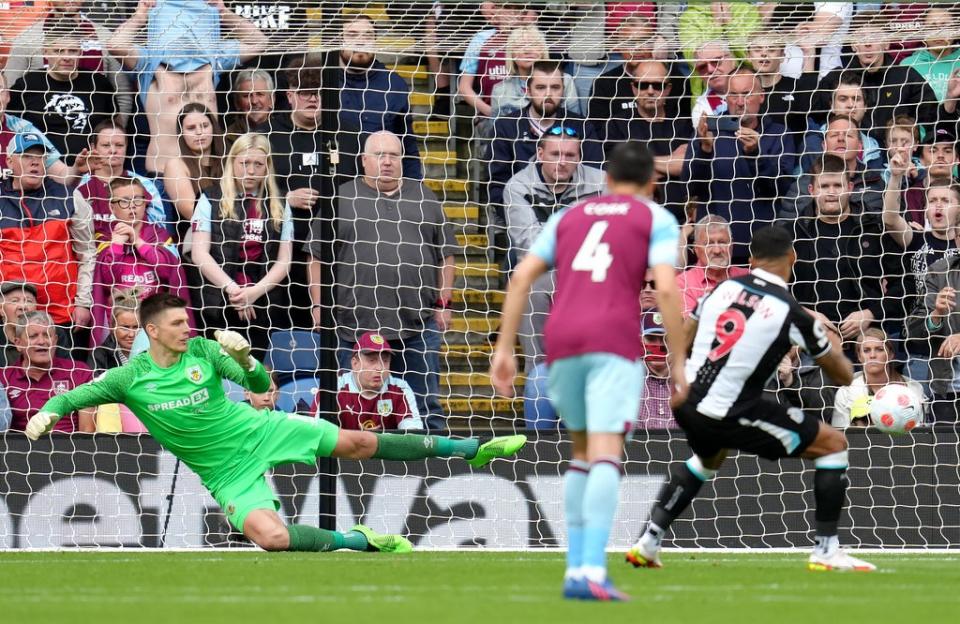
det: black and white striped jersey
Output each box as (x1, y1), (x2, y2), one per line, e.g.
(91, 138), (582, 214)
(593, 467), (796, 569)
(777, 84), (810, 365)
(685, 268), (831, 419)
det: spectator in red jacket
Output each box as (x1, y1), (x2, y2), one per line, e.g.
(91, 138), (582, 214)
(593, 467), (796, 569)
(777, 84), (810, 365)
(325, 331), (424, 432)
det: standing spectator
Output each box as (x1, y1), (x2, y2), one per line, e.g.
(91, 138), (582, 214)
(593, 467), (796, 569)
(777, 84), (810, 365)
(832, 328), (924, 429)
(225, 69), (275, 150)
(0, 72), (87, 187)
(457, 3), (536, 119)
(0, 132), (94, 338)
(815, 12), (938, 146)
(333, 15), (421, 181)
(91, 176), (192, 345)
(603, 59), (692, 217)
(900, 6), (960, 105)
(686, 68), (796, 261)
(0, 310), (94, 433)
(636, 309), (677, 430)
(678, 2), (762, 76)
(747, 32), (817, 137)
(689, 40), (738, 128)
(325, 331), (424, 432)
(790, 154), (886, 339)
(781, 114), (885, 221)
(490, 25), (581, 117)
(89, 287), (141, 374)
(3, 0), (133, 123)
(75, 120), (167, 244)
(307, 131), (455, 431)
(676, 215), (749, 317)
(905, 253), (960, 422)
(162, 103), (225, 240)
(107, 0), (267, 173)
(504, 127), (604, 373)
(7, 17), (117, 164)
(784, 2), (854, 79)
(189, 133), (293, 359)
(489, 61), (601, 210)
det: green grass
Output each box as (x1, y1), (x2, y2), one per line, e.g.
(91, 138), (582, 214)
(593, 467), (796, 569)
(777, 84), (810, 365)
(1, 551), (958, 623)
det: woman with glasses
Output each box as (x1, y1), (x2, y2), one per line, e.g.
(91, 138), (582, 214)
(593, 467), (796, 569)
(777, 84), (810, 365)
(91, 177), (192, 345)
(188, 132), (293, 359)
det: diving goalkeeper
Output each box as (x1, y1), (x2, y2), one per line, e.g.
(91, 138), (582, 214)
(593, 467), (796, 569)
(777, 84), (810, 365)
(26, 293), (526, 553)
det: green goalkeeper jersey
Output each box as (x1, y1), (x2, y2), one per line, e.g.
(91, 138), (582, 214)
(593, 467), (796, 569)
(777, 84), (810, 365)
(41, 337), (272, 489)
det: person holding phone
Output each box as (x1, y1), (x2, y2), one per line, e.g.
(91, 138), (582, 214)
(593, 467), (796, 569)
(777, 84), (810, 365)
(686, 67), (796, 263)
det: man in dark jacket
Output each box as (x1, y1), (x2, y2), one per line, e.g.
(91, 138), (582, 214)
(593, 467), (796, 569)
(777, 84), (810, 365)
(814, 14), (938, 145)
(685, 68), (796, 262)
(334, 15), (421, 180)
(488, 62), (603, 210)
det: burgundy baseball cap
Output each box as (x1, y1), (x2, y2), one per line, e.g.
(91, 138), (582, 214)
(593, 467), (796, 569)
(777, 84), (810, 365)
(355, 331), (392, 353)
(641, 310), (666, 336)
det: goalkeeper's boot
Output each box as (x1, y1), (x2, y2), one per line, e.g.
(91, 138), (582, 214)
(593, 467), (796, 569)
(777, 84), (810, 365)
(466, 434), (527, 468)
(566, 578), (631, 602)
(351, 525), (413, 554)
(807, 548), (876, 572)
(625, 533), (663, 568)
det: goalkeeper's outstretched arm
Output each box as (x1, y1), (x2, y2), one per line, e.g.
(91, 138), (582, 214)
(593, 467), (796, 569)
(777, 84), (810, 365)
(207, 330), (272, 394)
(26, 367), (129, 440)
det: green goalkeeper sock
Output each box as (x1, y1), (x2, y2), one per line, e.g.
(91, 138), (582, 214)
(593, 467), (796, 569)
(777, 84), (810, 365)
(286, 524), (368, 552)
(371, 433), (480, 461)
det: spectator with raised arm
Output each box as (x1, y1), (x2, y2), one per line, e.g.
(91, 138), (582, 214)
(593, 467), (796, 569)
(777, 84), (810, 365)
(689, 40), (738, 129)
(107, 0), (267, 173)
(901, 124), (960, 225)
(747, 31), (817, 137)
(0, 132), (95, 347)
(900, 6), (960, 106)
(189, 132), (293, 359)
(0, 310), (95, 433)
(75, 120), (168, 244)
(162, 103), (225, 241)
(91, 176), (192, 345)
(833, 328), (925, 429)
(686, 67), (795, 262)
(307, 131), (454, 431)
(3, 0), (133, 122)
(225, 69), (275, 150)
(491, 25), (581, 117)
(676, 215), (749, 317)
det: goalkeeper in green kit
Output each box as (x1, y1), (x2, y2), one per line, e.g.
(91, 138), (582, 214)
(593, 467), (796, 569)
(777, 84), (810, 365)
(26, 293), (526, 553)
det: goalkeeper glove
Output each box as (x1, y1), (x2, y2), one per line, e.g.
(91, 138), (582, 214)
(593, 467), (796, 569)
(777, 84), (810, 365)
(849, 395), (872, 423)
(215, 329), (257, 371)
(25, 411), (60, 441)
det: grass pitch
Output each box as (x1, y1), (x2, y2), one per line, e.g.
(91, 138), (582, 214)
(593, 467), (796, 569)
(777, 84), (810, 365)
(1, 551), (957, 623)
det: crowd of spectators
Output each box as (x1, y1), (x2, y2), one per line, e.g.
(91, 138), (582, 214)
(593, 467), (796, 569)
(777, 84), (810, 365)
(1, 1), (960, 435)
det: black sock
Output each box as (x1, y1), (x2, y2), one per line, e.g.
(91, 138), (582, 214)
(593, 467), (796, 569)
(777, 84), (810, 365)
(649, 463), (705, 532)
(814, 468), (848, 537)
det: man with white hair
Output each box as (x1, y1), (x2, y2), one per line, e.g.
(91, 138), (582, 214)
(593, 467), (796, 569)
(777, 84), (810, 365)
(306, 131), (455, 430)
(676, 215), (748, 316)
(225, 69), (275, 149)
(690, 40), (737, 128)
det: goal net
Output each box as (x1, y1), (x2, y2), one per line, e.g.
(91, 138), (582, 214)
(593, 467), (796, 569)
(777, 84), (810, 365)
(0, 1), (958, 549)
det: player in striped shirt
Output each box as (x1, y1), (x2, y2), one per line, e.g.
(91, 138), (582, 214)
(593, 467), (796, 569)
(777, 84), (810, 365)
(492, 142), (687, 601)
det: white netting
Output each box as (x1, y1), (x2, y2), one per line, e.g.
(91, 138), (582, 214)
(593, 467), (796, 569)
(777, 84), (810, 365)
(0, 1), (958, 549)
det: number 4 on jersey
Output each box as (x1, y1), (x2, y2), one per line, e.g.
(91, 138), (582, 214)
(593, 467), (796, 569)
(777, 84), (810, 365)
(572, 221), (614, 282)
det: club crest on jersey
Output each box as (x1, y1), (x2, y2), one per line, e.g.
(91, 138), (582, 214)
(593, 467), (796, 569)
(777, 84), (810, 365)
(186, 365), (204, 384)
(377, 399), (393, 416)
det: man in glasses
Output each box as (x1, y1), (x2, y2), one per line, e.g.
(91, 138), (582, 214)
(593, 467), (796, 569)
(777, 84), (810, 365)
(690, 40), (737, 129)
(605, 60), (693, 219)
(503, 124), (605, 374)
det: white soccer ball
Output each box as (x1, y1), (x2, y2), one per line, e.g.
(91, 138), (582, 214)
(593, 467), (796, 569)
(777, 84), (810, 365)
(869, 384), (923, 433)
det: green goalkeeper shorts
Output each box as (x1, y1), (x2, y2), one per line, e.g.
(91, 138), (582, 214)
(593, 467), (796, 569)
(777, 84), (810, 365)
(210, 411), (340, 532)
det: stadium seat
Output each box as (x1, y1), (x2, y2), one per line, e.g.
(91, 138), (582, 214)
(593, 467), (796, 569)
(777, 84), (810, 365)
(266, 330), (323, 381)
(223, 381), (247, 404)
(276, 378), (321, 414)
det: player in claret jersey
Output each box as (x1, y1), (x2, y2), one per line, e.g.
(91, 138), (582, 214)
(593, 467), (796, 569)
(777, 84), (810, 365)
(26, 293), (526, 553)
(491, 142), (688, 601)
